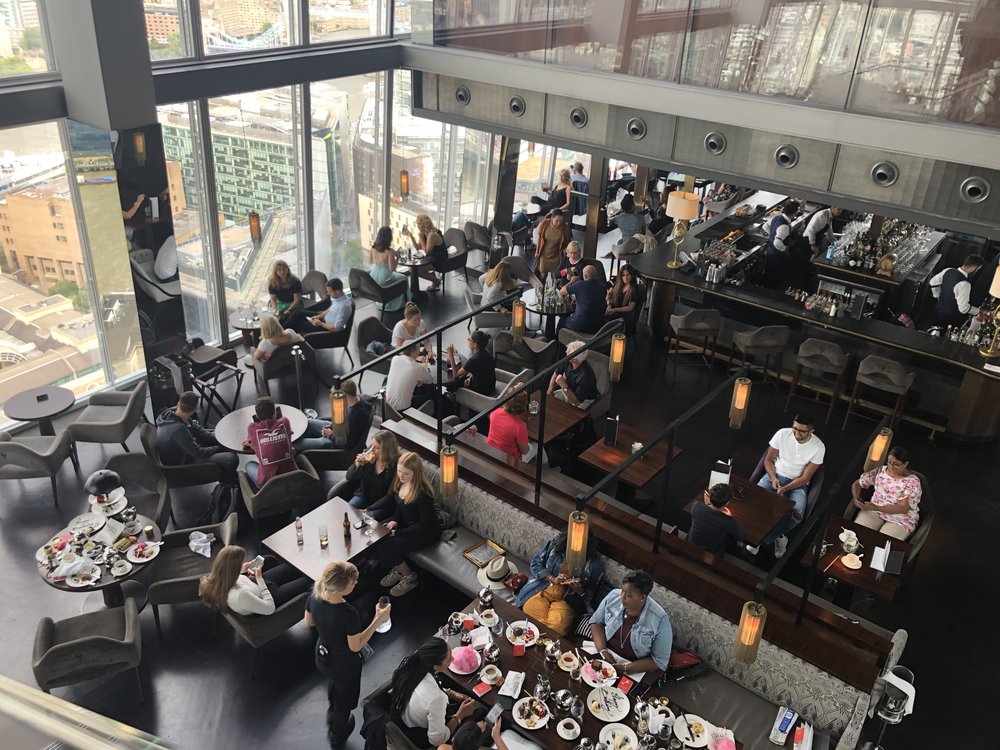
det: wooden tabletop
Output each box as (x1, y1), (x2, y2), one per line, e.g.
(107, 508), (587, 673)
(525, 391), (589, 444)
(227, 309), (266, 332)
(445, 596), (743, 750)
(214, 404), (309, 453)
(683, 475), (794, 547)
(578, 423), (680, 488)
(800, 514), (913, 601)
(263, 497), (389, 580)
(4, 385), (75, 423)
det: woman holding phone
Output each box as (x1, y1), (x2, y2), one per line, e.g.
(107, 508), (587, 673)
(306, 561), (391, 748)
(198, 545), (311, 616)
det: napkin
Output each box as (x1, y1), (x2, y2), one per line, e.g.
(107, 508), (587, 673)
(53, 556), (94, 579)
(647, 709), (665, 735)
(189, 531), (215, 557)
(868, 671), (916, 717)
(469, 626), (492, 650)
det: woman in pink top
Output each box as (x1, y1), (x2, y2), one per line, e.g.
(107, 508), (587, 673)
(486, 391), (530, 467)
(851, 446), (922, 540)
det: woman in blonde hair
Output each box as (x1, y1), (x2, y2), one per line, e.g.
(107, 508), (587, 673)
(198, 545), (311, 616)
(481, 260), (519, 313)
(402, 214), (446, 291)
(305, 560), (391, 748)
(373, 451), (440, 597)
(253, 314), (302, 360)
(267, 259), (304, 323)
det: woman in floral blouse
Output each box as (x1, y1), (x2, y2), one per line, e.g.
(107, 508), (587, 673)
(850, 446), (922, 540)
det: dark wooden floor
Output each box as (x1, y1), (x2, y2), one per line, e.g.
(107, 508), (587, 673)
(0, 273), (992, 748)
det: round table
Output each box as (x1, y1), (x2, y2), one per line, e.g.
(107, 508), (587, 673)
(522, 288), (573, 341)
(5, 386), (76, 436)
(214, 403), (309, 453)
(397, 252), (432, 301)
(228, 305), (270, 346)
(37, 513), (162, 608)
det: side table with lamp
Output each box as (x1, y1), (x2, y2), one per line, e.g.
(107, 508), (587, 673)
(665, 191), (701, 269)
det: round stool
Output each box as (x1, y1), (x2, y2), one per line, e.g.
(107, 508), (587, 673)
(842, 355), (915, 430)
(784, 338), (849, 424)
(728, 325), (790, 388)
(665, 309), (721, 381)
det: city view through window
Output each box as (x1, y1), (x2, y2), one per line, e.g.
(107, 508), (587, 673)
(0, 0), (47, 76)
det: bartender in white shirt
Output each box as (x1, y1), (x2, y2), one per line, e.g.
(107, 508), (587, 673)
(804, 205), (842, 256)
(929, 254), (984, 328)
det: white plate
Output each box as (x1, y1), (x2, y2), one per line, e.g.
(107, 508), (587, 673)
(126, 543), (160, 564)
(556, 718), (580, 741)
(479, 665), (502, 685)
(505, 621), (540, 646)
(68, 512), (106, 537)
(557, 653), (580, 672)
(448, 648), (482, 676)
(599, 723), (638, 750)
(512, 697), (550, 730)
(673, 714), (710, 748)
(89, 486), (125, 507)
(587, 687), (630, 722)
(652, 705), (676, 727)
(111, 561), (133, 577)
(65, 563), (102, 588)
(93, 496), (128, 516)
(582, 658), (618, 687)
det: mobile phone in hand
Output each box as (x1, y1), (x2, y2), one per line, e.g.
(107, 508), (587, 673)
(249, 555), (264, 569)
(486, 703), (503, 724)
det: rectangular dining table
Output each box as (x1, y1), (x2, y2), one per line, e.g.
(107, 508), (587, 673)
(684, 475), (795, 548)
(578, 423), (681, 503)
(443, 596), (743, 750)
(262, 497), (389, 581)
(525, 391), (589, 445)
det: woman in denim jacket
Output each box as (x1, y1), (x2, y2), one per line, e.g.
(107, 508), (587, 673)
(589, 570), (671, 684)
(514, 532), (604, 636)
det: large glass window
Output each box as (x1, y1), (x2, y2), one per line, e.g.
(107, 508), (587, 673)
(0, 0), (49, 76)
(158, 102), (222, 343)
(201, 0), (296, 55)
(0, 122), (107, 416)
(206, 87), (307, 324)
(309, 1), (389, 43)
(145, 0), (189, 61)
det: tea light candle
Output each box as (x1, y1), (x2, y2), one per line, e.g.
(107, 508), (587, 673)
(143, 525), (154, 540)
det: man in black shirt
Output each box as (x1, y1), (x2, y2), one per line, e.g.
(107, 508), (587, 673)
(688, 484), (743, 556)
(295, 379), (372, 452)
(548, 341), (601, 408)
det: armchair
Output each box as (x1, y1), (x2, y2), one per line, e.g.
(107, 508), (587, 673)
(67, 380), (148, 453)
(223, 591), (309, 677)
(302, 404), (375, 472)
(301, 269), (329, 313)
(587, 352), (613, 421)
(440, 227), (471, 293)
(357, 317), (393, 390)
(843, 470), (932, 566)
(140, 422), (230, 490)
(462, 287), (509, 331)
(252, 340), (320, 397)
(558, 320), (622, 355)
(237, 455), (322, 538)
(348, 268), (408, 323)
(0, 428), (77, 507)
(493, 332), (559, 376)
(105, 452), (173, 530)
(304, 298), (355, 368)
(454, 368), (530, 418)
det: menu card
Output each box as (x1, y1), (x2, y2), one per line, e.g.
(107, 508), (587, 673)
(93, 518), (125, 547)
(709, 459), (732, 489)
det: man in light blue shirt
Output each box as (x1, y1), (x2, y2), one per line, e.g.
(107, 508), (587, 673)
(298, 277), (352, 333)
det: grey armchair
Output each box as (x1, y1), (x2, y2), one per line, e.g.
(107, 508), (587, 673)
(462, 287), (509, 331)
(252, 340), (319, 398)
(440, 227), (471, 292)
(33, 598), (143, 699)
(349, 268), (408, 323)
(303, 298), (355, 368)
(493, 332), (559, 376)
(68, 380), (148, 453)
(454, 368), (530, 417)
(223, 591), (309, 677)
(357, 317), (394, 390)
(105, 452), (173, 530)
(0, 428), (77, 507)
(464, 221), (491, 256)
(140, 423), (230, 490)
(238, 455), (321, 538)
(558, 319), (622, 355)
(148, 512), (238, 637)
(301, 269), (329, 313)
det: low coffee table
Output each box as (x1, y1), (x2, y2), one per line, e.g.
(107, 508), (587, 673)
(263, 497), (390, 581)
(522, 288), (572, 341)
(579, 423), (680, 503)
(397, 252), (431, 302)
(5, 385), (75, 436)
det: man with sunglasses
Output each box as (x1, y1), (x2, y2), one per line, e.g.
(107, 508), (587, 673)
(749, 413), (825, 558)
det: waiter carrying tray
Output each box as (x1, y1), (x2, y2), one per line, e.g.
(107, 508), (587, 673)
(929, 254), (984, 328)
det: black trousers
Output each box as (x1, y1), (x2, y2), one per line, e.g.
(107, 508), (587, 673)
(327, 656), (363, 746)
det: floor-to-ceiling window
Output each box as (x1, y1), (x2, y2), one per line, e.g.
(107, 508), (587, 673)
(0, 0), (49, 77)
(200, 0), (298, 55)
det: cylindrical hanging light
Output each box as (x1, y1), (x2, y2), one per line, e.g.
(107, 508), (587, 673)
(512, 299), (526, 343)
(133, 131), (147, 166)
(728, 377), (751, 429)
(609, 333), (626, 382)
(249, 210), (262, 247)
(329, 388), (348, 443)
(864, 427), (893, 473)
(400, 169), (410, 200)
(565, 509), (590, 577)
(440, 445), (459, 500)
(734, 601), (767, 664)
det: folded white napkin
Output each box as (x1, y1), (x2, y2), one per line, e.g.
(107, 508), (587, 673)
(648, 710), (665, 735)
(188, 531), (215, 558)
(883, 671), (916, 715)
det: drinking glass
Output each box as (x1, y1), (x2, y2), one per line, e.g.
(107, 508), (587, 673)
(491, 615), (505, 637)
(364, 512), (377, 537)
(569, 667), (582, 694)
(570, 696), (585, 722)
(318, 525), (329, 549)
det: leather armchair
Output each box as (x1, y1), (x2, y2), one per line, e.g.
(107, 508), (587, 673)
(357, 317), (394, 390)
(454, 368), (530, 417)
(304, 298), (355, 367)
(0, 428), (77, 507)
(238, 455), (322, 536)
(440, 227), (471, 292)
(493, 332), (559, 376)
(252, 340), (319, 397)
(463, 287), (509, 331)
(105, 452), (173, 530)
(140, 422), (230, 490)
(349, 268), (408, 323)
(223, 591), (309, 678)
(301, 269), (329, 313)
(68, 380), (148, 452)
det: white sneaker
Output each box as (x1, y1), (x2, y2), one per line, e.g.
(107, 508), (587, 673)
(390, 574), (419, 597)
(773, 535), (788, 558)
(745, 544), (759, 555)
(380, 569), (404, 587)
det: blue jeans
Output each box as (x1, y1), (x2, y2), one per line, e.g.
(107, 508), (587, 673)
(349, 495), (392, 521)
(758, 472), (808, 544)
(294, 418), (333, 452)
(244, 460), (260, 491)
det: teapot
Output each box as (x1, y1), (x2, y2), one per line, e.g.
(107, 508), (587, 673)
(552, 689), (574, 715)
(478, 587), (494, 609)
(483, 643), (501, 664)
(544, 641), (562, 665)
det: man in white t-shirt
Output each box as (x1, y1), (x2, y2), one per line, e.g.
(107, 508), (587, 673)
(385, 342), (437, 412)
(751, 412), (825, 557)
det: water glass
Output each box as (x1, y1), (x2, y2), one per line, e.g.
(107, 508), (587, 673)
(318, 525), (329, 549)
(364, 512), (377, 537)
(490, 615), (505, 636)
(570, 696), (585, 722)
(569, 667), (582, 693)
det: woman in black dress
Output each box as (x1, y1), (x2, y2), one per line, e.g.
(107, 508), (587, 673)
(344, 430), (401, 522)
(305, 561), (391, 749)
(375, 451), (441, 597)
(402, 214), (447, 291)
(267, 259), (304, 325)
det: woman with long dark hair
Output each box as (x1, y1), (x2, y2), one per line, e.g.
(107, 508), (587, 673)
(369, 225), (409, 312)
(391, 637), (476, 748)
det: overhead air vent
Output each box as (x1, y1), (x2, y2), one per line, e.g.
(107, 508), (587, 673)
(626, 117), (647, 140)
(455, 86), (471, 106)
(870, 161), (899, 188)
(704, 131), (727, 156)
(508, 96), (526, 117)
(960, 176), (991, 204)
(774, 145), (800, 170)
(569, 106), (588, 129)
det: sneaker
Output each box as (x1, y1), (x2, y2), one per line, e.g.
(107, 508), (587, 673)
(390, 573), (419, 597)
(744, 544), (759, 556)
(773, 535), (788, 559)
(380, 569), (404, 587)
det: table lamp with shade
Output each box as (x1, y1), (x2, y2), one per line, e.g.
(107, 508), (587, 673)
(979, 266), (1000, 358)
(665, 191), (700, 269)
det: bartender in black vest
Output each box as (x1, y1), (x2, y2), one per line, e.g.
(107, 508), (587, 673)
(763, 200), (800, 289)
(929, 254), (984, 327)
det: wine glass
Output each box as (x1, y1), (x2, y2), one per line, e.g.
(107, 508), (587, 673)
(569, 666), (582, 694)
(363, 511), (377, 537)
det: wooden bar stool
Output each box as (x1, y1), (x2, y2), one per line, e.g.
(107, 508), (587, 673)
(842, 355), (915, 430)
(728, 325), (790, 388)
(664, 309), (721, 381)
(784, 338), (850, 424)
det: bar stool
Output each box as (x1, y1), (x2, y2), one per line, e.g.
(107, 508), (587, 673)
(784, 338), (850, 424)
(842, 355), (915, 430)
(728, 325), (790, 387)
(664, 309), (721, 381)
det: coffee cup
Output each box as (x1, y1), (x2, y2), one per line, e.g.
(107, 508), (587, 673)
(112, 560), (129, 576)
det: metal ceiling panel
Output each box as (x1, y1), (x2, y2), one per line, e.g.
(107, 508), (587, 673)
(543, 95), (609, 145)
(436, 75), (546, 133)
(604, 106), (676, 163)
(418, 71), (437, 111)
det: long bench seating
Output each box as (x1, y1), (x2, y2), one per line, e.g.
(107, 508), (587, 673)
(377, 417), (904, 750)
